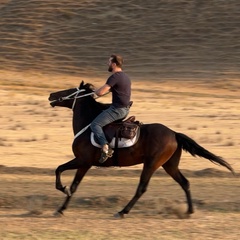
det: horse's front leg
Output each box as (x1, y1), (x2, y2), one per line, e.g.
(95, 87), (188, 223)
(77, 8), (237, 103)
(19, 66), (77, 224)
(56, 166), (90, 215)
(55, 158), (80, 195)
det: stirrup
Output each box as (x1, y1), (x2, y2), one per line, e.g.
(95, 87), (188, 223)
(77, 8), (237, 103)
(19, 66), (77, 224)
(99, 148), (114, 163)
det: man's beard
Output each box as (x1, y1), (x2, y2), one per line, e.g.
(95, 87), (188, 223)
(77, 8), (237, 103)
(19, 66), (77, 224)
(108, 66), (113, 72)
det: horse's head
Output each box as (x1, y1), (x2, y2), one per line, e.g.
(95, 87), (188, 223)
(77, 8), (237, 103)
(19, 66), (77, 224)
(48, 81), (95, 108)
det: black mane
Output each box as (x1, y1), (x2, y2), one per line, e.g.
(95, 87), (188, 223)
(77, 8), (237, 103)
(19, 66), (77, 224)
(79, 81), (95, 93)
(80, 81), (110, 110)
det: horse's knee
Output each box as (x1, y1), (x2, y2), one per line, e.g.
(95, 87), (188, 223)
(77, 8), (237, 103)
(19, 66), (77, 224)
(55, 167), (60, 175)
(55, 166), (64, 176)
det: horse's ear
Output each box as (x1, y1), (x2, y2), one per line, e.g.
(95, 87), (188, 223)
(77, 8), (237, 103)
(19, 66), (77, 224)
(79, 81), (84, 88)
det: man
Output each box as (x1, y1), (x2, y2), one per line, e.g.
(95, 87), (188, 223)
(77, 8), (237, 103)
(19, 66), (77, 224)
(90, 54), (132, 163)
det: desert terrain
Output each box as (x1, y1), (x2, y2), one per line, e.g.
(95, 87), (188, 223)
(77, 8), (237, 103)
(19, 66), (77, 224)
(0, 0), (240, 240)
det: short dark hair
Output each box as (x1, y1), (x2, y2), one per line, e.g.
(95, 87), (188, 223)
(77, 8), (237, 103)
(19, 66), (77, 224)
(110, 54), (123, 68)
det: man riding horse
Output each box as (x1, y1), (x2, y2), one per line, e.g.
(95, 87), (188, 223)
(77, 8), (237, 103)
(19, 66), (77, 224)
(90, 54), (132, 163)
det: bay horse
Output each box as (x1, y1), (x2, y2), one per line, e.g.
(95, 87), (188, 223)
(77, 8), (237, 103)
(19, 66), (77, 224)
(48, 81), (234, 218)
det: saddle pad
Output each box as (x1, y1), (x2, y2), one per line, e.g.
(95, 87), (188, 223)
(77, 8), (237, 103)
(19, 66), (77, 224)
(90, 131), (139, 149)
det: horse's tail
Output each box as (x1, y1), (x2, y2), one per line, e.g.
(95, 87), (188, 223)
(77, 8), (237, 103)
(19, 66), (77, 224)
(175, 132), (235, 174)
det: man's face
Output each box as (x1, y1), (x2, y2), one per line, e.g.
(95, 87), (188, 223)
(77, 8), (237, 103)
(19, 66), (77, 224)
(108, 58), (114, 72)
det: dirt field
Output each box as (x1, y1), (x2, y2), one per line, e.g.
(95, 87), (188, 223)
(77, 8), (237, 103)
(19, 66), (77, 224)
(0, 0), (240, 239)
(0, 73), (239, 240)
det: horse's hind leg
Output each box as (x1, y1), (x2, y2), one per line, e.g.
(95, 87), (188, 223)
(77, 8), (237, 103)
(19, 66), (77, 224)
(56, 166), (90, 215)
(116, 161), (156, 218)
(162, 147), (194, 214)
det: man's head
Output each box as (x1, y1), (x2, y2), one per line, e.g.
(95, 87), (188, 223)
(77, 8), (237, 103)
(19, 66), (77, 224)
(108, 54), (123, 72)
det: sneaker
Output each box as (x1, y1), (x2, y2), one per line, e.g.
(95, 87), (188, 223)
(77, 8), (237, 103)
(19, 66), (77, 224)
(107, 147), (114, 158)
(99, 147), (114, 163)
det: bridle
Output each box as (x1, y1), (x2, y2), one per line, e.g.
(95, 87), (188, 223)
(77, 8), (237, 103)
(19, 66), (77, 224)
(53, 88), (95, 110)
(71, 88), (95, 110)
(51, 87), (109, 139)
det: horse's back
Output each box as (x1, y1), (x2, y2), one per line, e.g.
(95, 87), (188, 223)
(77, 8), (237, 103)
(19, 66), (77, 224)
(138, 123), (177, 147)
(140, 122), (175, 135)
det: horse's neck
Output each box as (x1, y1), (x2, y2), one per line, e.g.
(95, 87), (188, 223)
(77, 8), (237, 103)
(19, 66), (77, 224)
(72, 100), (103, 135)
(72, 110), (91, 136)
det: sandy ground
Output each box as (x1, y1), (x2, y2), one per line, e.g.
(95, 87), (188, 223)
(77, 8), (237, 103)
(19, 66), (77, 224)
(0, 72), (239, 239)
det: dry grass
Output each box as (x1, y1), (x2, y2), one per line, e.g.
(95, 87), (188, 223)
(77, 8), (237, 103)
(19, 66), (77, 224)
(0, 168), (239, 240)
(0, 0), (240, 239)
(0, 73), (239, 240)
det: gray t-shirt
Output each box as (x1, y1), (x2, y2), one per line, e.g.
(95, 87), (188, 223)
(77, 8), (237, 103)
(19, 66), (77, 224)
(106, 71), (131, 108)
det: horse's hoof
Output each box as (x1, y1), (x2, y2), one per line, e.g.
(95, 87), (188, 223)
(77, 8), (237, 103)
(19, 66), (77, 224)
(53, 210), (64, 217)
(113, 212), (124, 219)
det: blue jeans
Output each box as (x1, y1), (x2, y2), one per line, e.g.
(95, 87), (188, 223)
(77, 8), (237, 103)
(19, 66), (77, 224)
(90, 105), (129, 146)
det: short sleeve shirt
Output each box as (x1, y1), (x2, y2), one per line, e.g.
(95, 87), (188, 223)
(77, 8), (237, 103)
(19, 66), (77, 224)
(106, 72), (131, 108)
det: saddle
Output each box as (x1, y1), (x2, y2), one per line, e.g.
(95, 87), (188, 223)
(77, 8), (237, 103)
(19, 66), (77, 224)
(102, 116), (141, 144)
(91, 116), (141, 165)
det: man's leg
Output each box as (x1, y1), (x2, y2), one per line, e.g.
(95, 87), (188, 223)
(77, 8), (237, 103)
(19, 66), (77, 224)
(90, 108), (115, 147)
(90, 106), (129, 162)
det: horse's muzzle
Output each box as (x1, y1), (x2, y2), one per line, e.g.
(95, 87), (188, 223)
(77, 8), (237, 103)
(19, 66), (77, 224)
(50, 101), (56, 107)
(48, 95), (57, 107)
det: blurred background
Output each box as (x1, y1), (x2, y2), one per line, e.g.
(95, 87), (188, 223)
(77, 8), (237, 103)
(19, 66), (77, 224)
(0, 1), (239, 239)
(0, 0), (239, 81)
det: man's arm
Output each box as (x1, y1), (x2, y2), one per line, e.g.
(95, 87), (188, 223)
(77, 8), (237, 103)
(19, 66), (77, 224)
(95, 84), (111, 96)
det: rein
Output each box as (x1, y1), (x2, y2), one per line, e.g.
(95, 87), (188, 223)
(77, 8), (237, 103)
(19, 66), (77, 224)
(52, 88), (95, 110)
(57, 88), (109, 110)
(74, 123), (91, 140)
(54, 87), (109, 139)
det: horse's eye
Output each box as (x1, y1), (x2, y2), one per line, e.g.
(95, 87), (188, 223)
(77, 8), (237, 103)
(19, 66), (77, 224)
(59, 97), (63, 102)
